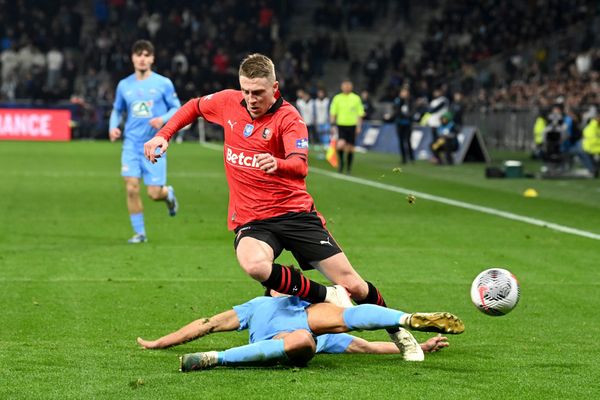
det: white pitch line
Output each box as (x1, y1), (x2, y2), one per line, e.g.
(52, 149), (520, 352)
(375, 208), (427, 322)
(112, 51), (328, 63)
(198, 142), (600, 241)
(310, 167), (600, 241)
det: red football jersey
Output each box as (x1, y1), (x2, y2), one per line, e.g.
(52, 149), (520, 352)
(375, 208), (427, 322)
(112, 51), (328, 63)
(198, 89), (314, 230)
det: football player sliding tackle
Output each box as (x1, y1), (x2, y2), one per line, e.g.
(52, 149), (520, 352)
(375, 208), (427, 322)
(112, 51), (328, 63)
(137, 290), (464, 371)
(143, 53), (464, 361)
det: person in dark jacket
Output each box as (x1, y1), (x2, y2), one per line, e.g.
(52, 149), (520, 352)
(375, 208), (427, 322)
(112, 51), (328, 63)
(393, 86), (414, 164)
(430, 112), (459, 165)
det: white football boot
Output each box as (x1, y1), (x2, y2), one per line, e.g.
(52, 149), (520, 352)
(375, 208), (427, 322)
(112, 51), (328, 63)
(389, 328), (425, 361)
(180, 351), (219, 372)
(325, 285), (354, 308)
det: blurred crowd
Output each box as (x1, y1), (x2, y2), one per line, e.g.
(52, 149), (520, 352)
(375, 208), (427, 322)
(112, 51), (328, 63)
(470, 47), (600, 113)
(1, 0), (599, 146)
(0, 0), (399, 107)
(0, 0), (83, 103)
(377, 0), (600, 116)
(0, 0), (293, 106)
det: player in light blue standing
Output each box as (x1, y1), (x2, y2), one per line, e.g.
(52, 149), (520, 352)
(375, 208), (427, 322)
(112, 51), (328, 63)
(109, 40), (181, 243)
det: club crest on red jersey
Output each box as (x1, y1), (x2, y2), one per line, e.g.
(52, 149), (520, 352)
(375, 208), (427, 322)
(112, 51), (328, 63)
(243, 124), (254, 138)
(262, 128), (272, 140)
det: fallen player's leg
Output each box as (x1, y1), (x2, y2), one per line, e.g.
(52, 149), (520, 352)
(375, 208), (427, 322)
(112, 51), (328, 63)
(306, 303), (464, 335)
(307, 302), (463, 362)
(180, 330), (315, 372)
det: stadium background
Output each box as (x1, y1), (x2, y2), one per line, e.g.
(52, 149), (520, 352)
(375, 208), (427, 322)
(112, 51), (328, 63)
(2, 0), (599, 148)
(1, 1), (600, 398)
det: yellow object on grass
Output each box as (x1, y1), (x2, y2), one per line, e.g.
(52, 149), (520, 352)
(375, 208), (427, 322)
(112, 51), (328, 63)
(326, 138), (338, 168)
(523, 188), (538, 198)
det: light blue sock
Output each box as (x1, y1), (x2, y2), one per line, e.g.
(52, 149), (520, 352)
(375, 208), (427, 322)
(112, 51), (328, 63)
(129, 213), (145, 235)
(166, 186), (175, 202)
(217, 339), (286, 366)
(343, 304), (404, 330)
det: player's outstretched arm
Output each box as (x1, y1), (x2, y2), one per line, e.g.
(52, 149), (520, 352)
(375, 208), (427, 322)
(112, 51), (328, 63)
(344, 335), (449, 354)
(143, 136), (169, 164)
(144, 99), (202, 163)
(137, 310), (240, 349)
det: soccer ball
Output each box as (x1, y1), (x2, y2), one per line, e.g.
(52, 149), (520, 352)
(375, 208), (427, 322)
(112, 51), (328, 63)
(470, 268), (520, 316)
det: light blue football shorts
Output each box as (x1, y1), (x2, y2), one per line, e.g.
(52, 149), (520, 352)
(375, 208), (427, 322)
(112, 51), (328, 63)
(120, 141), (167, 186)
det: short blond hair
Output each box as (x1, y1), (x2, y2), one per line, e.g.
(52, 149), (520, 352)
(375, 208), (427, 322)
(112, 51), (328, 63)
(239, 53), (276, 82)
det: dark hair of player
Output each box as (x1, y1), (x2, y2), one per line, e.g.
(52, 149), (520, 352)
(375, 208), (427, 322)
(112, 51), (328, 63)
(131, 40), (154, 56)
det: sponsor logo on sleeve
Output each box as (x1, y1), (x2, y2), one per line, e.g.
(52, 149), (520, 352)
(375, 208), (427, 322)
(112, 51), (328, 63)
(295, 138), (309, 149)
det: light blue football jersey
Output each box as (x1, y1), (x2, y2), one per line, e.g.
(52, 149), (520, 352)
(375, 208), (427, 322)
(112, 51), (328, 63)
(110, 72), (180, 145)
(233, 296), (353, 354)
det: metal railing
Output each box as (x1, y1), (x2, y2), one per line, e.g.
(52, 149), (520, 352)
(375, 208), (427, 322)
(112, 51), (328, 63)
(465, 110), (536, 151)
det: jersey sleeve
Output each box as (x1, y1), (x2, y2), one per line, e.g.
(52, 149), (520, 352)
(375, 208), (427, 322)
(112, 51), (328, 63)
(109, 81), (126, 130)
(232, 297), (263, 331)
(197, 89), (234, 126)
(113, 81), (126, 112)
(160, 78), (181, 122)
(316, 333), (355, 354)
(281, 113), (310, 158)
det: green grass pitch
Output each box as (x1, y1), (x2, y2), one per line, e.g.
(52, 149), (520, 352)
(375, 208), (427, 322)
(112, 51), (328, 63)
(1, 141), (599, 399)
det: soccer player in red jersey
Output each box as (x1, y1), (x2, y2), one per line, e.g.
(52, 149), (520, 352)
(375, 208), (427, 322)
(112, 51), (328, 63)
(144, 54), (412, 350)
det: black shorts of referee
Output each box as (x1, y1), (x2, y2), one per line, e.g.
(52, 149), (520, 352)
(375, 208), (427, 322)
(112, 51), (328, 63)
(337, 125), (357, 145)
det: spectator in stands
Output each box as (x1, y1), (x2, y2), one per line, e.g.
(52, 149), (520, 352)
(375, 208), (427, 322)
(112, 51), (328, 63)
(430, 112), (459, 165)
(581, 105), (598, 127)
(30, 45), (46, 84)
(46, 45), (64, 90)
(17, 40), (35, 77)
(314, 89), (330, 146)
(363, 50), (381, 93)
(331, 32), (350, 61)
(296, 89), (317, 145)
(360, 89), (375, 121)
(450, 92), (464, 128)
(392, 86), (414, 164)
(389, 39), (405, 69)
(0, 43), (18, 100)
(1, 43), (18, 83)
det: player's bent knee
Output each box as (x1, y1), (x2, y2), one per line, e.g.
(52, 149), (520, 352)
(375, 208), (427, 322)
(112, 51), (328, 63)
(146, 187), (162, 200)
(239, 260), (271, 281)
(343, 279), (369, 299)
